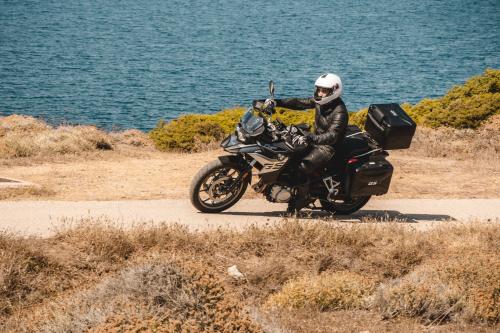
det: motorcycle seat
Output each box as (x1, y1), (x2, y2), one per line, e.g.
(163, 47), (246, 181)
(337, 135), (371, 160)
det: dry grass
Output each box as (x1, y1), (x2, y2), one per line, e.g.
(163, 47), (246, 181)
(27, 258), (261, 333)
(1, 114), (498, 203)
(403, 126), (500, 161)
(1, 219), (499, 332)
(3, 112), (499, 164)
(0, 115), (153, 161)
(0, 185), (55, 200)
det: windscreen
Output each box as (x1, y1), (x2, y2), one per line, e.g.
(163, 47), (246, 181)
(241, 109), (264, 134)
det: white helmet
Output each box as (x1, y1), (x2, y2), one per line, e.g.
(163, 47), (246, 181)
(314, 73), (343, 105)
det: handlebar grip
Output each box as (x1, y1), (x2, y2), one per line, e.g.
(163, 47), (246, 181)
(253, 101), (264, 110)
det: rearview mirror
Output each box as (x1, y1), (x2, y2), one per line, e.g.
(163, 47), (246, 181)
(269, 80), (275, 98)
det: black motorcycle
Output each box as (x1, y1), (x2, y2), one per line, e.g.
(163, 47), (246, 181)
(190, 81), (416, 214)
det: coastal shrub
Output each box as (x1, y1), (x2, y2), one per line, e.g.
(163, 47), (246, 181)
(273, 107), (314, 128)
(410, 69), (499, 128)
(345, 69), (500, 129)
(149, 107), (315, 152)
(38, 260), (262, 333)
(372, 268), (464, 323)
(2, 219), (499, 331)
(422, 93), (500, 128)
(265, 271), (374, 311)
(373, 252), (500, 324)
(149, 69), (499, 152)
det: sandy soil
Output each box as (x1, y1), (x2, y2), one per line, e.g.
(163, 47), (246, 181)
(0, 149), (499, 201)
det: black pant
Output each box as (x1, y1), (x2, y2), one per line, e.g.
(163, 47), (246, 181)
(298, 144), (335, 176)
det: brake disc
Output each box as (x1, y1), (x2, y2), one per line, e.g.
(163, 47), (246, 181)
(207, 177), (232, 203)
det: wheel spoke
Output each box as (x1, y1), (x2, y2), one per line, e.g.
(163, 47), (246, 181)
(196, 165), (247, 209)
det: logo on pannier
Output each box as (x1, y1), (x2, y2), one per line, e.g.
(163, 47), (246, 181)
(368, 181), (378, 186)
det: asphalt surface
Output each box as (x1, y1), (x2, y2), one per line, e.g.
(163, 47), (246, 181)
(1, 198), (499, 237)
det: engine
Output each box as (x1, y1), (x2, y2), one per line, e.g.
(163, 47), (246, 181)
(265, 184), (293, 203)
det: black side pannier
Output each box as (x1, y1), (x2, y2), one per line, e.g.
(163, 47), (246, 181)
(349, 159), (393, 196)
(365, 103), (416, 150)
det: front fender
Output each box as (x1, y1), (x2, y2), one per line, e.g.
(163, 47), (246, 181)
(217, 155), (252, 183)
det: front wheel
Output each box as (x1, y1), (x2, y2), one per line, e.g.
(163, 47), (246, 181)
(319, 196), (371, 215)
(190, 158), (249, 213)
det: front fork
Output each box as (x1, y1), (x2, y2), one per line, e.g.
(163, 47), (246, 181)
(220, 155), (254, 192)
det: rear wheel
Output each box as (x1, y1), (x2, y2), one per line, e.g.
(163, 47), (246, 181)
(319, 196), (371, 215)
(190, 159), (249, 213)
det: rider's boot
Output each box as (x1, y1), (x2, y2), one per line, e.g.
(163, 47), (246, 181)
(286, 180), (311, 215)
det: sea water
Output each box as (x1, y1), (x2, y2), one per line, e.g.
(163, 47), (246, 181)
(0, 0), (498, 130)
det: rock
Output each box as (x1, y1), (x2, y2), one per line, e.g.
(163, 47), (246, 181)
(227, 265), (245, 280)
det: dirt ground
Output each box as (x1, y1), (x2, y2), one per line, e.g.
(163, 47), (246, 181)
(0, 147), (499, 201)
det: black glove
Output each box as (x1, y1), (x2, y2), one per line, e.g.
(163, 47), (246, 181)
(252, 99), (264, 108)
(252, 99), (275, 113)
(304, 133), (316, 144)
(291, 133), (315, 148)
(263, 98), (276, 109)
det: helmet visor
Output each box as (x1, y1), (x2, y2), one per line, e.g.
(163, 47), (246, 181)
(314, 86), (333, 100)
(317, 87), (333, 95)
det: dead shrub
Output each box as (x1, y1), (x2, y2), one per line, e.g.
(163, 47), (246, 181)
(439, 252), (500, 324)
(372, 268), (464, 324)
(265, 271), (374, 311)
(0, 233), (74, 316)
(363, 229), (434, 279)
(29, 258), (262, 333)
(0, 123), (114, 158)
(54, 219), (135, 271)
(403, 127), (500, 160)
(242, 256), (299, 296)
(481, 114), (500, 130)
(1, 219), (499, 331)
(110, 129), (153, 147)
(0, 114), (162, 160)
(372, 252), (500, 324)
(0, 114), (49, 133)
(0, 185), (55, 200)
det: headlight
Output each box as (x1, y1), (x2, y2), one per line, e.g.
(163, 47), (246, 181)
(236, 126), (247, 143)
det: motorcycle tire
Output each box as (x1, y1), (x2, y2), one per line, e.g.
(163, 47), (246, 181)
(319, 196), (371, 215)
(190, 158), (249, 213)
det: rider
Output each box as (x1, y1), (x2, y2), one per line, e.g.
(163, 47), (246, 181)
(253, 73), (348, 211)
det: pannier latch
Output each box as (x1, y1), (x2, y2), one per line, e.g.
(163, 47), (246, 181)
(323, 176), (340, 202)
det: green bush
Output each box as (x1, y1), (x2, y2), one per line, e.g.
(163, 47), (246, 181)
(348, 69), (500, 130)
(348, 108), (368, 128)
(150, 107), (315, 152)
(150, 69), (499, 151)
(149, 109), (245, 151)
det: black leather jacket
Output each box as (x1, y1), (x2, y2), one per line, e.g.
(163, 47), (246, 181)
(275, 97), (348, 147)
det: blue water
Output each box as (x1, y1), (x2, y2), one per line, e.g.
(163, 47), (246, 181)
(0, 0), (499, 130)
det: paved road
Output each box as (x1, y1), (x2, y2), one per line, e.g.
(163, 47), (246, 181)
(1, 198), (499, 236)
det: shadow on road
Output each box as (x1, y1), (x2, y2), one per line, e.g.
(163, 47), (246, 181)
(352, 210), (456, 223)
(217, 209), (455, 223)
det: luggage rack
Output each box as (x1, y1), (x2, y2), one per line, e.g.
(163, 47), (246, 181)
(345, 129), (383, 157)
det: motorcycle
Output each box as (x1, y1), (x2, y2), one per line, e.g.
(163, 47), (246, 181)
(190, 81), (415, 214)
